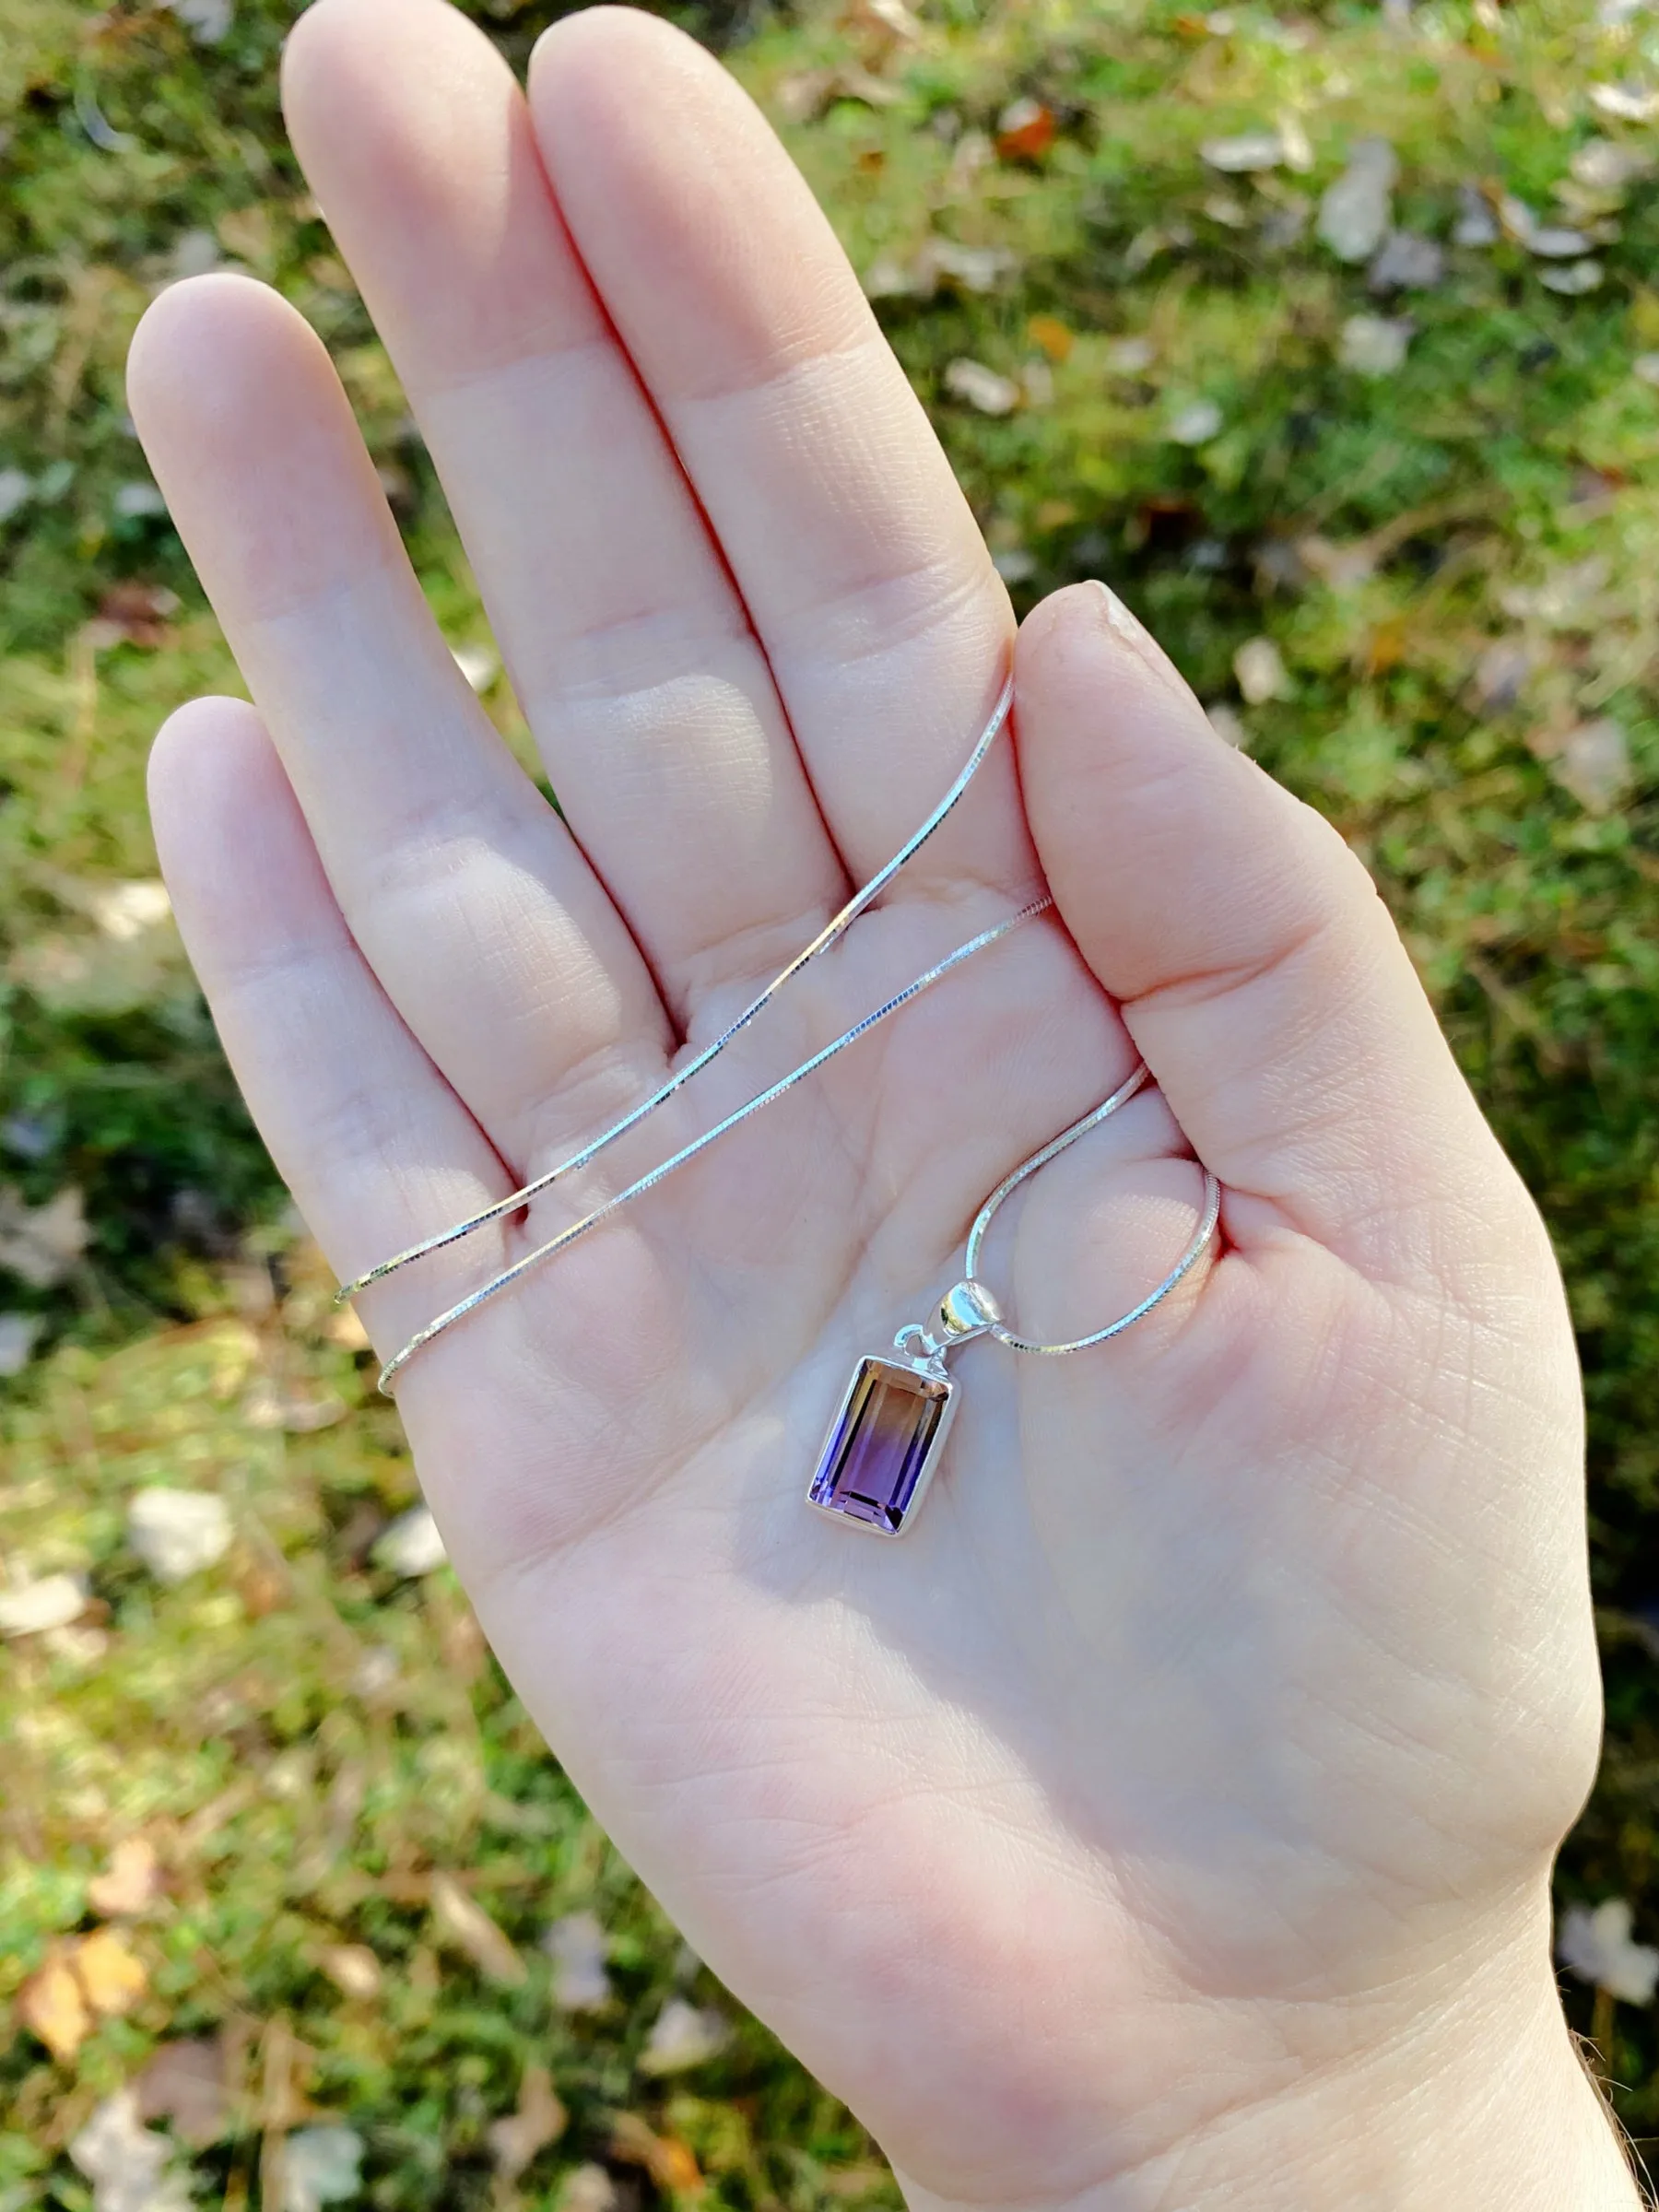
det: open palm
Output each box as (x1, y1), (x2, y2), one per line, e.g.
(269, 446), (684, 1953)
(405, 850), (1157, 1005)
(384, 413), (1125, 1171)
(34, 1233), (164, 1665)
(132, 5), (1613, 2203)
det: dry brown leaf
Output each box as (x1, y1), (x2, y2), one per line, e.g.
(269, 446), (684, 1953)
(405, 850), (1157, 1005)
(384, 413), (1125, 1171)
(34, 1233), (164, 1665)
(488, 2063), (567, 2183)
(318, 1944), (382, 2001)
(1026, 313), (1073, 362)
(74, 1927), (149, 2018)
(91, 583), (181, 649)
(135, 2036), (232, 2146)
(995, 97), (1056, 161)
(89, 1838), (163, 1917)
(18, 1951), (92, 2062)
(610, 2112), (703, 2194)
(430, 1875), (526, 1986)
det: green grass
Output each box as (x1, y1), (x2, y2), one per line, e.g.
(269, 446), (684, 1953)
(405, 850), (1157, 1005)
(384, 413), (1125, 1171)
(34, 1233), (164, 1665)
(5, 0), (1659, 2198)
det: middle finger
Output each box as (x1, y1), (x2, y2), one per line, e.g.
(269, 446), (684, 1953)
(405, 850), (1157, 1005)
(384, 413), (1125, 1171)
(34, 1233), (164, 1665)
(280, 0), (850, 1027)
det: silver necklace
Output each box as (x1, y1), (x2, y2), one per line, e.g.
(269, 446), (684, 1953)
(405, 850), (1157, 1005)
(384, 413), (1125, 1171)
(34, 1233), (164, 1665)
(811, 1063), (1218, 1537)
(343, 673), (1220, 1533)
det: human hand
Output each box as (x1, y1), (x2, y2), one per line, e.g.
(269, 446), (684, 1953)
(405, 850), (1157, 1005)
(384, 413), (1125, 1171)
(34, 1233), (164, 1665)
(129, 5), (1632, 2203)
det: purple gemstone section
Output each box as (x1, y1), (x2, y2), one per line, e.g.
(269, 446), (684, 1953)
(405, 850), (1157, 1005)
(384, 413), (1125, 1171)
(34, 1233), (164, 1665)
(808, 1358), (952, 1535)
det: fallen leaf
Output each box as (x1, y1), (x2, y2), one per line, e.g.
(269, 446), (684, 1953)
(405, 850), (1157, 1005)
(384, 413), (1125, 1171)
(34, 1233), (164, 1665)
(1201, 190), (1251, 229)
(1275, 109), (1313, 173)
(112, 484), (169, 524)
(318, 1944), (382, 2000)
(488, 2063), (567, 2183)
(87, 879), (173, 940)
(0, 1312), (42, 1375)
(128, 1488), (233, 1584)
(0, 1571), (87, 1637)
(1026, 313), (1073, 362)
(281, 2124), (364, 2212)
(994, 97), (1055, 161)
(18, 1951), (92, 2062)
(1167, 399), (1222, 446)
(166, 0), (233, 45)
(1559, 1898), (1659, 2002)
(0, 1184), (88, 1288)
(942, 359), (1020, 416)
(559, 2168), (619, 2212)
(1453, 182), (1500, 247)
(1500, 557), (1611, 624)
(543, 1912), (613, 2011)
(1200, 129), (1284, 172)
(1363, 620), (1408, 678)
(241, 1376), (348, 1432)
(373, 1505), (448, 1577)
(1296, 535), (1380, 591)
(610, 2112), (703, 2192)
(89, 1839), (163, 1918)
(75, 1927), (149, 2019)
(1571, 138), (1653, 193)
(70, 2089), (194, 2212)
(1104, 336), (1156, 375)
(430, 1874), (526, 1985)
(1540, 259), (1604, 294)
(1339, 313), (1412, 376)
(639, 1997), (729, 2077)
(916, 238), (1021, 295)
(1590, 81), (1659, 123)
(135, 2037), (231, 2146)
(1234, 637), (1288, 704)
(1527, 225), (1594, 259)
(861, 252), (916, 300)
(841, 0), (922, 51)
(1317, 137), (1396, 264)
(90, 590), (179, 650)
(1019, 359), (1053, 408)
(1368, 230), (1443, 291)
(1551, 718), (1632, 813)
(1469, 639), (1534, 713)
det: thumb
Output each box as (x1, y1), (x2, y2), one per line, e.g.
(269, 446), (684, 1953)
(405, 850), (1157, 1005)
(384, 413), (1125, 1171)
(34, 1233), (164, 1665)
(1015, 582), (1526, 1277)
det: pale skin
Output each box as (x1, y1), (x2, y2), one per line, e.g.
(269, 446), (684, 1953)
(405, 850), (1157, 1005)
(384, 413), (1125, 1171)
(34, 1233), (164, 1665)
(127, 3), (1637, 2203)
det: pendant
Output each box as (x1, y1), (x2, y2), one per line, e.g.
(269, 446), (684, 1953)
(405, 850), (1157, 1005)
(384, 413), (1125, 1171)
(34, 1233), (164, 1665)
(806, 1281), (1001, 1536)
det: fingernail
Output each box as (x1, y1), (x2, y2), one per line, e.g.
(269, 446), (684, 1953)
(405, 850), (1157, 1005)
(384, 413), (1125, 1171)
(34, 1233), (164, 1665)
(1086, 580), (1196, 709)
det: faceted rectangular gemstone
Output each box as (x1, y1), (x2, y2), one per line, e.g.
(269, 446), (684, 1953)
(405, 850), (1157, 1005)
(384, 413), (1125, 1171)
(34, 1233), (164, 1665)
(807, 1357), (956, 1536)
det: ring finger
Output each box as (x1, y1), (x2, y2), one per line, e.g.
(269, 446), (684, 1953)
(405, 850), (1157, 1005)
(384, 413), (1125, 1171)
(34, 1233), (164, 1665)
(126, 274), (673, 1175)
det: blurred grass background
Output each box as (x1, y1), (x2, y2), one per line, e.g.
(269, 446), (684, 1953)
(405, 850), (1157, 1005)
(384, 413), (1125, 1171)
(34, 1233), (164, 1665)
(5, 0), (1659, 2203)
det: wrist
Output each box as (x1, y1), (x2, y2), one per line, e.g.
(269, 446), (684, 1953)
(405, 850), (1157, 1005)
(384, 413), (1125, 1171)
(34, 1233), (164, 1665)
(895, 1912), (1641, 2212)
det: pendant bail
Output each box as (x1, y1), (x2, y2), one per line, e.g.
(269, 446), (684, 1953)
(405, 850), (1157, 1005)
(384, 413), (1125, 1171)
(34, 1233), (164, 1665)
(935, 1279), (1001, 1345)
(893, 1279), (1002, 1371)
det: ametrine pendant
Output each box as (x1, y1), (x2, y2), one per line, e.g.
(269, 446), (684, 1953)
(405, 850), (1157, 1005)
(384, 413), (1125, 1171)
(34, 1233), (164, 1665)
(806, 1280), (1001, 1536)
(806, 1357), (957, 1536)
